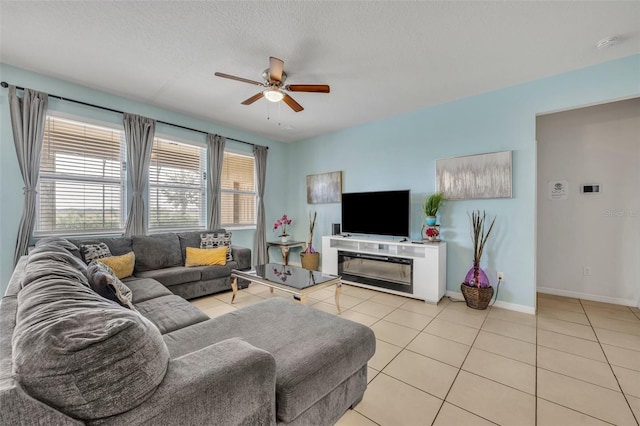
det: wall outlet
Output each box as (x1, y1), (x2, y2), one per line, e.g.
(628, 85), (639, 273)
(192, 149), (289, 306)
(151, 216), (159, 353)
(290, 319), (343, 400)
(583, 267), (593, 276)
(497, 272), (504, 281)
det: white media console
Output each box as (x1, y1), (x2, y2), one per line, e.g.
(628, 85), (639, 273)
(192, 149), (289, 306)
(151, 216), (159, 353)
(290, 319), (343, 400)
(322, 235), (446, 303)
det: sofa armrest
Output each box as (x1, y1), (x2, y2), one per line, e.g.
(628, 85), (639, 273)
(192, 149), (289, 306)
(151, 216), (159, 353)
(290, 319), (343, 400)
(231, 246), (251, 270)
(98, 338), (276, 426)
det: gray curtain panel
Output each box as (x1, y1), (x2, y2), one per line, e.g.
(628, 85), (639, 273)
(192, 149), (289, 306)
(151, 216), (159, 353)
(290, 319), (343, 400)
(8, 85), (49, 266)
(253, 145), (268, 266)
(207, 134), (226, 230)
(123, 113), (155, 237)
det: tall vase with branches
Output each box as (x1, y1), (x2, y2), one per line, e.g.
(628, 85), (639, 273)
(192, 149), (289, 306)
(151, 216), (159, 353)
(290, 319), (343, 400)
(303, 211), (317, 254)
(467, 210), (496, 288)
(301, 211), (319, 270)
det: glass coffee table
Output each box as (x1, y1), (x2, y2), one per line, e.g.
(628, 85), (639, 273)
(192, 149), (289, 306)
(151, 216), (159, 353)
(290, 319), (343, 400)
(231, 263), (343, 313)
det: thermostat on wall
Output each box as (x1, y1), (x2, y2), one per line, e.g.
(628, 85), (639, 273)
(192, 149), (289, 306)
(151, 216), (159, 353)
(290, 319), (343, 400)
(581, 184), (601, 194)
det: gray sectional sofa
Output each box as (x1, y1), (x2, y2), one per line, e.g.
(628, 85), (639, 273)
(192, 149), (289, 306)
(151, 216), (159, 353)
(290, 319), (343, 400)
(1, 237), (375, 425)
(68, 229), (252, 300)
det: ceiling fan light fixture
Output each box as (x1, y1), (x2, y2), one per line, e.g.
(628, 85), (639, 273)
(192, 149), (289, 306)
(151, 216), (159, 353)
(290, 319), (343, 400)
(264, 89), (284, 102)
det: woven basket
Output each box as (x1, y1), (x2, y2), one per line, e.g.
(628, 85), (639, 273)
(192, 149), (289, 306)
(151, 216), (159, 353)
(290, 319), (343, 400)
(460, 283), (494, 310)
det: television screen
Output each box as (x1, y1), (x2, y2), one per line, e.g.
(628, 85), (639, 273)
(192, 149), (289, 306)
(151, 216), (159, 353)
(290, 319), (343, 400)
(341, 190), (410, 237)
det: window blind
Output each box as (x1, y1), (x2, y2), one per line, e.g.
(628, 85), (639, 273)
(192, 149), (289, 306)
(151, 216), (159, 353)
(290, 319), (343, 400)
(36, 116), (126, 235)
(148, 138), (206, 231)
(221, 151), (256, 226)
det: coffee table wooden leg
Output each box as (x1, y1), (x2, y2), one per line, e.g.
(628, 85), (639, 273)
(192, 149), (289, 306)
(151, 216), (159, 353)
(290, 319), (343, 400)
(231, 277), (238, 303)
(335, 282), (342, 314)
(270, 287), (274, 294)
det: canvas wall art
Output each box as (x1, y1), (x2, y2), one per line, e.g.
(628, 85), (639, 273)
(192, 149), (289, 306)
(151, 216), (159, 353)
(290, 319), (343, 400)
(307, 171), (342, 204)
(436, 151), (512, 199)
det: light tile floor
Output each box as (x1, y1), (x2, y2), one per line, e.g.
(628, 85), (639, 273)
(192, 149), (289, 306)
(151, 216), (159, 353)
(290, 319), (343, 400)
(191, 285), (640, 425)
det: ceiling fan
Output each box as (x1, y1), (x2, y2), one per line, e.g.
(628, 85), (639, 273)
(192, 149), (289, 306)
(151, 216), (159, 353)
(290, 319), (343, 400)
(215, 57), (330, 112)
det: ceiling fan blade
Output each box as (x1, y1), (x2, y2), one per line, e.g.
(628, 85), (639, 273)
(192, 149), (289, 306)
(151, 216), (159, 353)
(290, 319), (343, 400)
(285, 84), (330, 93)
(269, 57), (284, 82)
(215, 72), (263, 86)
(282, 94), (304, 112)
(241, 92), (264, 105)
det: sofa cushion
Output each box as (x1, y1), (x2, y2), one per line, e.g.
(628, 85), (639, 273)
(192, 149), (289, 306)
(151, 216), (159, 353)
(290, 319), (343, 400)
(68, 237), (133, 261)
(192, 263), (236, 281)
(135, 266), (201, 287)
(13, 260), (169, 421)
(177, 229), (226, 262)
(86, 261), (135, 309)
(134, 295), (209, 334)
(185, 246), (227, 267)
(162, 298), (375, 423)
(98, 251), (135, 279)
(132, 234), (183, 272)
(123, 277), (173, 304)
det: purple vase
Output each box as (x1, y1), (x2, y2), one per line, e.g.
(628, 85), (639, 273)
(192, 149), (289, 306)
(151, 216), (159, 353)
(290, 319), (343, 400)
(464, 261), (490, 288)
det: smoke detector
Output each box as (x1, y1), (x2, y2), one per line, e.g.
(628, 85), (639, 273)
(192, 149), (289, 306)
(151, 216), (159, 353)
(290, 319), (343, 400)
(596, 36), (619, 49)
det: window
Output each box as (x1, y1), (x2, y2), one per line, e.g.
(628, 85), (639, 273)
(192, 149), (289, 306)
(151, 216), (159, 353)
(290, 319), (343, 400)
(36, 116), (126, 235)
(221, 151), (256, 227)
(148, 137), (206, 231)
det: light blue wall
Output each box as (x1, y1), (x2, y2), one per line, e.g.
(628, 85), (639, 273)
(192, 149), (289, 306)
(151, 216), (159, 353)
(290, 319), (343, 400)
(287, 55), (640, 309)
(2, 56), (639, 306)
(0, 63), (289, 294)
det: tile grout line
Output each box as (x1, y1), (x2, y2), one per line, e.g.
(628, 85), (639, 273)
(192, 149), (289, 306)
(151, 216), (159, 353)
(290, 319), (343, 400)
(429, 303), (494, 426)
(536, 396), (618, 426)
(361, 299), (448, 425)
(578, 298), (640, 426)
(537, 295), (638, 425)
(357, 299), (450, 424)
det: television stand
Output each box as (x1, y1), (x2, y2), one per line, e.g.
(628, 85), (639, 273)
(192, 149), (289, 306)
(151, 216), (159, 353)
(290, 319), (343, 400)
(322, 236), (446, 303)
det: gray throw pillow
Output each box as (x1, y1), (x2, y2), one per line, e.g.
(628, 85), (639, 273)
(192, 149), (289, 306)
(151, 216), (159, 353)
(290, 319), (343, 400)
(86, 261), (135, 310)
(80, 242), (112, 263)
(200, 232), (233, 262)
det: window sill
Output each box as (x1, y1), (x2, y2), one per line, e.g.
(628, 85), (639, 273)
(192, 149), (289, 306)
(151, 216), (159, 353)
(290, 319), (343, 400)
(224, 225), (257, 231)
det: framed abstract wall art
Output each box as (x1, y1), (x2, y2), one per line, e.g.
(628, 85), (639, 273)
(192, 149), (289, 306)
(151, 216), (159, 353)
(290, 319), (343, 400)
(306, 171), (342, 204)
(436, 151), (512, 199)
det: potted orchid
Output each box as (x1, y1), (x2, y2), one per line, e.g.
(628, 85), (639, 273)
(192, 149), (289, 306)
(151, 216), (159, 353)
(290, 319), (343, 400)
(301, 211), (320, 271)
(274, 214), (292, 242)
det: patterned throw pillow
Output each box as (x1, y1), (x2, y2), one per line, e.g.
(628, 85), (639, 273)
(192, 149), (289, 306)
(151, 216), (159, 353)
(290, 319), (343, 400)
(86, 261), (135, 310)
(200, 232), (233, 262)
(80, 243), (112, 263)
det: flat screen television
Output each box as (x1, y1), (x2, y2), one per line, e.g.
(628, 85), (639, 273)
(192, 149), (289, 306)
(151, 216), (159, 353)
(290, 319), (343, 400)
(341, 190), (410, 237)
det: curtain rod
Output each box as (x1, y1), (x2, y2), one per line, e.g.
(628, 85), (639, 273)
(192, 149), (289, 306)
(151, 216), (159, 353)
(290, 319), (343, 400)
(0, 81), (266, 149)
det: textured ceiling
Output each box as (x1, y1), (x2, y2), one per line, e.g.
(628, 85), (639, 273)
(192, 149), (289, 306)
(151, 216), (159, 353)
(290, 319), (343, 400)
(1, 1), (638, 142)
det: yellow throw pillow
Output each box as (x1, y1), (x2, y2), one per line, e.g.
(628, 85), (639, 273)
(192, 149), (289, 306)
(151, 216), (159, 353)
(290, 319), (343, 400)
(185, 246), (227, 267)
(98, 251), (135, 279)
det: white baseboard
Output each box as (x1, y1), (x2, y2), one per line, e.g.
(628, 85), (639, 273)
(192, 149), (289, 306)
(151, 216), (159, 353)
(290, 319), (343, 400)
(537, 287), (639, 307)
(445, 291), (536, 315)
